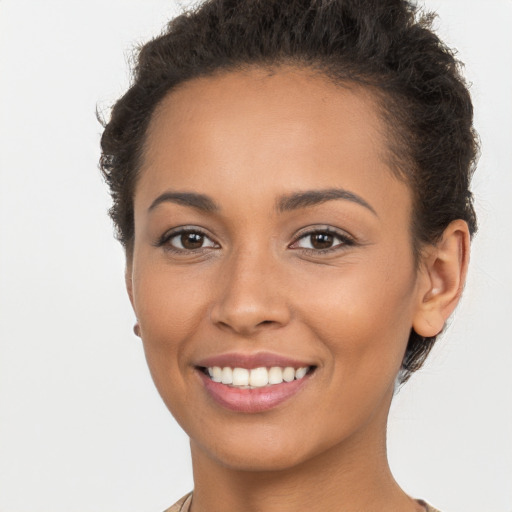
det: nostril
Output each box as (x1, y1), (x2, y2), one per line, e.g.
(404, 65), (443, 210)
(210, 297), (291, 335)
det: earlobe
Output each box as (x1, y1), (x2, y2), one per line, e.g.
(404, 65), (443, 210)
(412, 220), (471, 338)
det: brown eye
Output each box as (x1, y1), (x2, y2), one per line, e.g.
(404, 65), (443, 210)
(310, 233), (334, 249)
(181, 232), (205, 249)
(292, 228), (353, 253)
(165, 230), (218, 251)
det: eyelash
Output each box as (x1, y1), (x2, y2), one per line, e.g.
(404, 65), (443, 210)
(155, 226), (356, 255)
(289, 227), (355, 255)
(155, 227), (218, 254)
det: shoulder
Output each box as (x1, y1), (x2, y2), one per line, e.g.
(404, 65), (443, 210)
(162, 493), (442, 512)
(417, 499), (443, 512)
(162, 492), (193, 512)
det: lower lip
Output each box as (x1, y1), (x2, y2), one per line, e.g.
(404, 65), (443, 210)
(197, 370), (311, 413)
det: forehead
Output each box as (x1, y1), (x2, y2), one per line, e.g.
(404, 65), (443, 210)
(137, 66), (409, 216)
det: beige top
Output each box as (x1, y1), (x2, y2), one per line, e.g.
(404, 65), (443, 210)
(164, 492), (442, 512)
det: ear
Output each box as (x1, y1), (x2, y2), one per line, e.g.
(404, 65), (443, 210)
(413, 220), (471, 337)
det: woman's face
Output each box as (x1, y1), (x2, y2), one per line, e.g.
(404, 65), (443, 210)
(129, 67), (427, 471)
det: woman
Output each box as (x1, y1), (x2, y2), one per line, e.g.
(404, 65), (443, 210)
(100, 0), (477, 511)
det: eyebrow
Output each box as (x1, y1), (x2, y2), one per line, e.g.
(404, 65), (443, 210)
(277, 188), (377, 216)
(148, 191), (220, 213)
(148, 187), (377, 216)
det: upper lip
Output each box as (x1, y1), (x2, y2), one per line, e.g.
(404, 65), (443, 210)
(195, 352), (315, 370)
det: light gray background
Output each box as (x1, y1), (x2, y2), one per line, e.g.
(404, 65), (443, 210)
(0, 1), (510, 511)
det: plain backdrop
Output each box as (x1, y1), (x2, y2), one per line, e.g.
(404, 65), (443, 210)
(0, 1), (511, 511)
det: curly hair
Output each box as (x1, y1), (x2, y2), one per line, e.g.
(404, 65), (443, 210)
(99, 0), (478, 383)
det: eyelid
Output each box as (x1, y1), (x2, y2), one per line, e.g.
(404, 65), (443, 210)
(290, 225), (354, 242)
(154, 224), (355, 255)
(155, 225), (220, 250)
(289, 225), (356, 252)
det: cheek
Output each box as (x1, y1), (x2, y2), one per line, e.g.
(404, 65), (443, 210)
(287, 257), (417, 443)
(134, 258), (211, 336)
(132, 261), (212, 406)
(297, 250), (418, 375)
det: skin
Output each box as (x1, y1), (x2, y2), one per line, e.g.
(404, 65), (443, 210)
(127, 67), (469, 512)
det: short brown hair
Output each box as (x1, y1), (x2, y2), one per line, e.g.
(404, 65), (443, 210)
(100, 0), (478, 383)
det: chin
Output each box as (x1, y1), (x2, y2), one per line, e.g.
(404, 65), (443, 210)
(190, 420), (348, 475)
(204, 444), (313, 473)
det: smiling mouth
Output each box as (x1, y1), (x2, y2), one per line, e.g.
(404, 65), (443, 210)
(199, 365), (316, 389)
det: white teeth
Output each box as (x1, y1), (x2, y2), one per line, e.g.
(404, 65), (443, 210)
(211, 366), (222, 382)
(232, 367), (249, 386)
(249, 367), (269, 387)
(221, 367), (233, 385)
(295, 367), (308, 379)
(282, 367), (295, 382)
(268, 366), (284, 384)
(207, 365), (311, 387)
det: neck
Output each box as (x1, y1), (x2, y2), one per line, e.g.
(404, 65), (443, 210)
(188, 397), (422, 512)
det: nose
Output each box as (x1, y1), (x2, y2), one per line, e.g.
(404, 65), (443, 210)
(210, 247), (291, 336)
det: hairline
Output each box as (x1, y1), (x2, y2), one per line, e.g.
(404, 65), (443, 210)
(125, 61), (425, 266)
